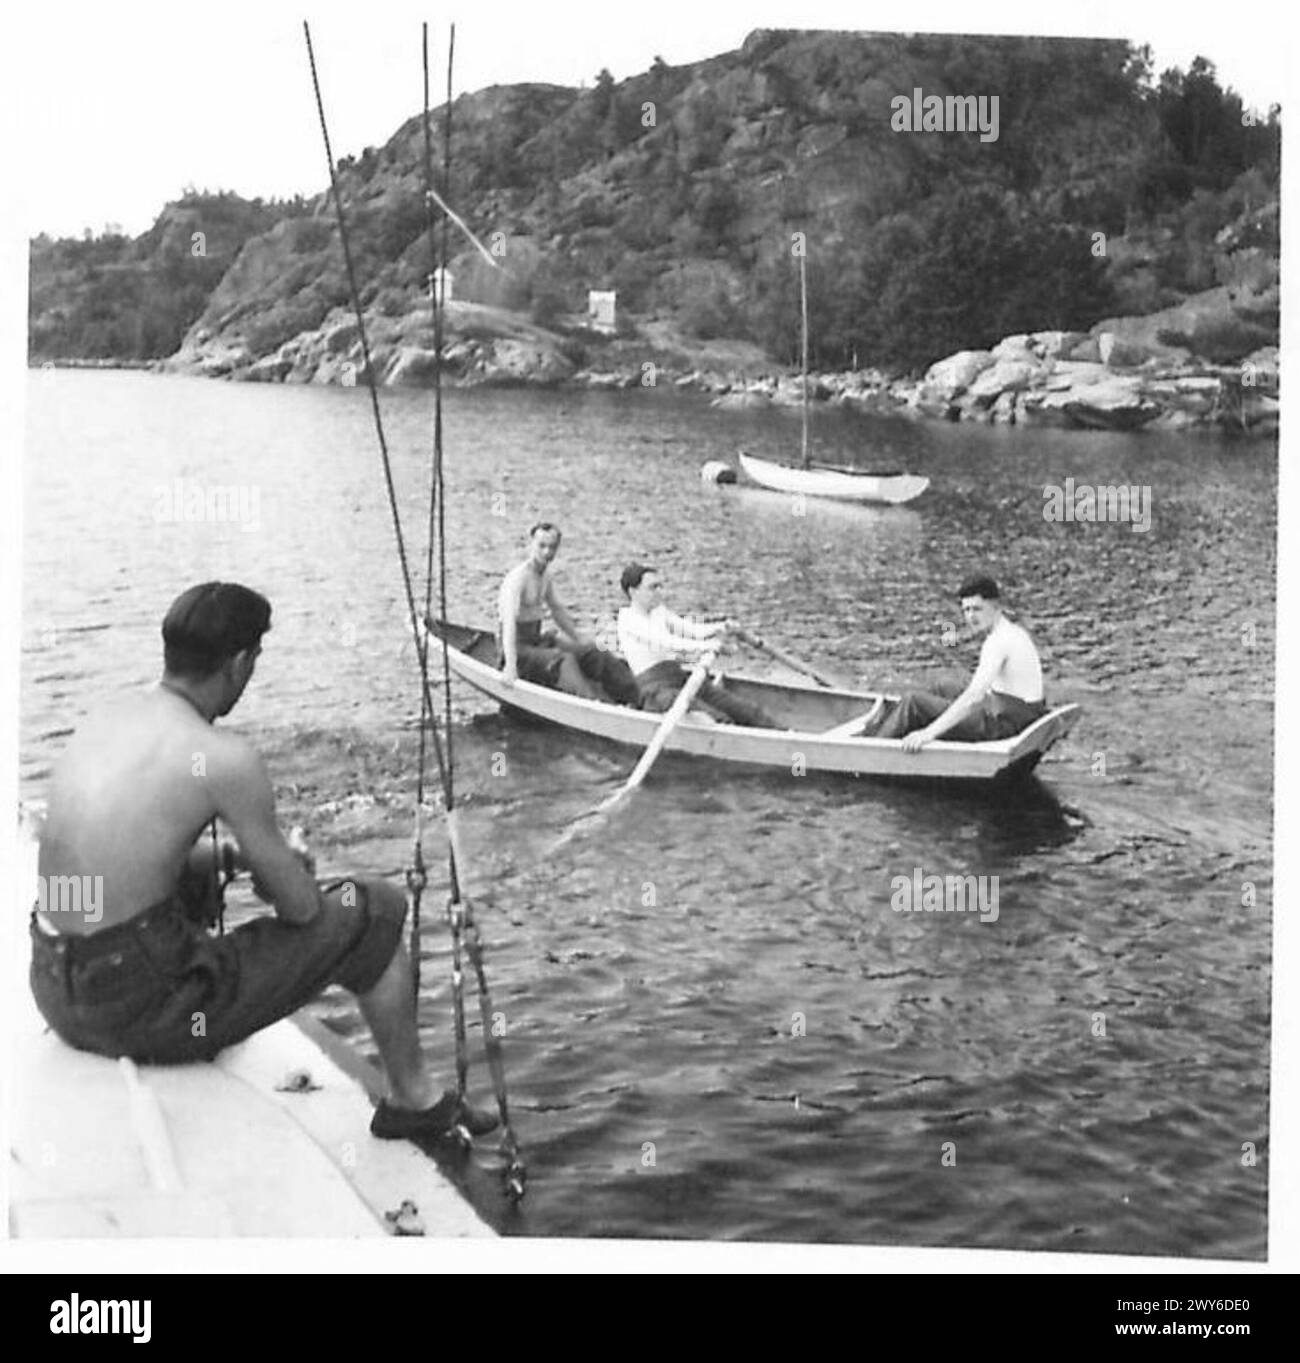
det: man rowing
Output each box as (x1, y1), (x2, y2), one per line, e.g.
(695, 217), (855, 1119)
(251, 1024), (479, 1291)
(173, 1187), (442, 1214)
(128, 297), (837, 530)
(617, 563), (781, 728)
(31, 581), (495, 1142)
(870, 574), (1047, 750)
(498, 521), (638, 703)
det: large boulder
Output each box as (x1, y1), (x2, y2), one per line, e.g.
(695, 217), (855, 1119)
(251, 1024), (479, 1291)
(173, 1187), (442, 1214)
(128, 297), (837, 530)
(966, 358), (1040, 406)
(1065, 334), (1103, 362)
(1041, 360), (1111, 391)
(475, 338), (575, 386)
(921, 349), (994, 403)
(1097, 331), (1157, 368)
(1030, 330), (1088, 359)
(384, 346), (442, 386)
(1021, 375), (1159, 430)
(1062, 376), (1162, 430)
(245, 352), (293, 383)
(991, 334), (1037, 361)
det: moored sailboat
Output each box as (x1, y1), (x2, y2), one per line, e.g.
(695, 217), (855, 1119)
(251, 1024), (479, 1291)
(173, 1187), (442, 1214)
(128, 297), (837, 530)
(739, 243), (928, 505)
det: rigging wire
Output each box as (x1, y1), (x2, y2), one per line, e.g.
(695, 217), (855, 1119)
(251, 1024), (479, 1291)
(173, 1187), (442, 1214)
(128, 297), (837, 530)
(302, 22), (450, 805)
(303, 20), (524, 1201)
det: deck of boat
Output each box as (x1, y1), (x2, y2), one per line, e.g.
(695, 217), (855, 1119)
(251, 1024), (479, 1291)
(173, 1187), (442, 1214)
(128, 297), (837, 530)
(10, 824), (494, 1239)
(10, 983), (496, 1238)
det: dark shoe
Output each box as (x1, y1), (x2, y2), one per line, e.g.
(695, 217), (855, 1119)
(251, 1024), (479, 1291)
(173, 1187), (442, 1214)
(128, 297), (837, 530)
(370, 1089), (499, 1141)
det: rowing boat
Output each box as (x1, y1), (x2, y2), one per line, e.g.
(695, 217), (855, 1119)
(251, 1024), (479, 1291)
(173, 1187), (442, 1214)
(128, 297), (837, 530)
(429, 621), (1080, 782)
(738, 451), (930, 505)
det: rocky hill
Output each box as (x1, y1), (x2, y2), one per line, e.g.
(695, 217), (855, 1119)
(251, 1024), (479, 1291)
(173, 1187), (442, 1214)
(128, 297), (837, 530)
(28, 192), (291, 360)
(32, 30), (1278, 430)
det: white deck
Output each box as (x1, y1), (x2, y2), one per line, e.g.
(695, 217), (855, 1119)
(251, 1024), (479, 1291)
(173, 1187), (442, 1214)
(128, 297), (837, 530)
(10, 824), (495, 1239)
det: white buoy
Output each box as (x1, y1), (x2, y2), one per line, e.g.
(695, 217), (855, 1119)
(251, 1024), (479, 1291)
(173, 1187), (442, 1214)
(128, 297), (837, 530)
(700, 460), (737, 485)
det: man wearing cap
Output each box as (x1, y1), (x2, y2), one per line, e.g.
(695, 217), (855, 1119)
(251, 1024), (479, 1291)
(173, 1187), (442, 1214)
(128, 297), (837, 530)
(870, 574), (1048, 749)
(31, 581), (495, 1142)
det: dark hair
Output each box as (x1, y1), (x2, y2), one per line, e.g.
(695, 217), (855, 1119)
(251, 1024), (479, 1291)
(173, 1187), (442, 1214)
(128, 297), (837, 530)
(162, 582), (271, 678)
(957, 574), (1000, 602)
(529, 521), (561, 543)
(620, 562), (657, 597)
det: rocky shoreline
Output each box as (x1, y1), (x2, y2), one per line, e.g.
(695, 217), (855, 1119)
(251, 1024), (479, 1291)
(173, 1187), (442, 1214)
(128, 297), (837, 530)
(46, 295), (1278, 439)
(700, 328), (1278, 437)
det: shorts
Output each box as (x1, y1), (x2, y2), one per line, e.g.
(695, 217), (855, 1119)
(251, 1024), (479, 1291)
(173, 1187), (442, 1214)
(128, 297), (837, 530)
(500, 622), (567, 686)
(29, 876), (407, 1064)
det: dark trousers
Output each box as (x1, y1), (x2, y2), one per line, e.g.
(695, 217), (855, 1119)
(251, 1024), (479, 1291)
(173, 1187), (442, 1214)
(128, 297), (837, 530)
(636, 661), (781, 728)
(502, 625), (639, 705)
(875, 686), (1048, 741)
(575, 645), (640, 706)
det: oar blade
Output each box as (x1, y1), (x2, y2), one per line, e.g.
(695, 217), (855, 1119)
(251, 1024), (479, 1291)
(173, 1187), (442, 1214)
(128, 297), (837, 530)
(549, 651), (717, 854)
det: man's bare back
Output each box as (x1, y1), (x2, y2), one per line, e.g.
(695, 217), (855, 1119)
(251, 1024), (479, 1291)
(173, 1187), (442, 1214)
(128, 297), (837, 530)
(37, 690), (226, 932)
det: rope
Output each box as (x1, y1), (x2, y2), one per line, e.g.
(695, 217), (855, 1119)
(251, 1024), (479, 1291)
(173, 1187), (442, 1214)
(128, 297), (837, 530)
(302, 22), (450, 804)
(446, 810), (525, 1198)
(304, 21), (524, 1201)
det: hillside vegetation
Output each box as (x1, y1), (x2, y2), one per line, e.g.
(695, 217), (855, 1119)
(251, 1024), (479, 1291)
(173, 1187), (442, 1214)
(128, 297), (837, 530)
(29, 32), (1279, 376)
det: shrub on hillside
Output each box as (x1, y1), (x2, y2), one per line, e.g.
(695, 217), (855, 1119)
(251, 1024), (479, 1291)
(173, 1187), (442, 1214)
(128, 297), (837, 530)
(1156, 318), (1276, 365)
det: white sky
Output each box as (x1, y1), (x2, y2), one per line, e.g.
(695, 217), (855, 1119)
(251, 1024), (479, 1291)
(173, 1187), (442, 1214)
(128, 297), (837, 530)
(6, 0), (1289, 239)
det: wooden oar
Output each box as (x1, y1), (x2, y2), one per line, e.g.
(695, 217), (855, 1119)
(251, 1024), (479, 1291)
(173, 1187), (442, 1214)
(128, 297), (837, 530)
(550, 649), (718, 853)
(732, 627), (849, 690)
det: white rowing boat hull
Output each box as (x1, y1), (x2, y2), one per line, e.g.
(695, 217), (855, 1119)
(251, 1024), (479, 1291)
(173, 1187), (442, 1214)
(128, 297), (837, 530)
(739, 451), (929, 504)
(432, 622), (1080, 783)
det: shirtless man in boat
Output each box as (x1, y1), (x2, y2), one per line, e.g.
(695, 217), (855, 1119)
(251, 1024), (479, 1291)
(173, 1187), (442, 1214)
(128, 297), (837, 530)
(871, 574), (1047, 750)
(31, 581), (495, 1142)
(498, 522), (638, 704)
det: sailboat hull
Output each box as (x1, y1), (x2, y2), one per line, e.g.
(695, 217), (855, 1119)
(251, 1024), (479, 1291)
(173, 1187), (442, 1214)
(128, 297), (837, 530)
(739, 451), (929, 504)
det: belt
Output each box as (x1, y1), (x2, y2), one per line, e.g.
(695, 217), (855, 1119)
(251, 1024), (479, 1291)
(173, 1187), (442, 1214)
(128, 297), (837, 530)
(30, 894), (183, 963)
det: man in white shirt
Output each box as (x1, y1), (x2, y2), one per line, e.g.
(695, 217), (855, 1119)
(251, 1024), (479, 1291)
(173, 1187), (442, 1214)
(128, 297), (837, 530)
(617, 563), (781, 728)
(499, 522), (638, 703)
(873, 575), (1048, 749)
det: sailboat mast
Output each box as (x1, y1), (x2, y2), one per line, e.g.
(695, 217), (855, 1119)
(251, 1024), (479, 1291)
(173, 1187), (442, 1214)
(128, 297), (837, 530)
(800, 244), (809, 471)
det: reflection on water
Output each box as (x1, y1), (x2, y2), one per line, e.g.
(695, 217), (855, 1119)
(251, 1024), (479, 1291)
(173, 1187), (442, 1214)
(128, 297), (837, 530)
(21, 370), (1274, 1257)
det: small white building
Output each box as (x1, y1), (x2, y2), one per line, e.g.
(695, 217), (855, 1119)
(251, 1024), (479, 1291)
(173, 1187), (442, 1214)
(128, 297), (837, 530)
(429, 267), (455, 305)
(587, 290), (617, 334)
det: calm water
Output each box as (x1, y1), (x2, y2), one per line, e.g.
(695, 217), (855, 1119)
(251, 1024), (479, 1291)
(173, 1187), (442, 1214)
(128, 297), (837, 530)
(21, 369), (1274, 1256)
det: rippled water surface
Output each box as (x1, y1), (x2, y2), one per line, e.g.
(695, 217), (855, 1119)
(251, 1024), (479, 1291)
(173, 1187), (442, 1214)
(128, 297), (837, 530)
(21, 370), (1275, 1256)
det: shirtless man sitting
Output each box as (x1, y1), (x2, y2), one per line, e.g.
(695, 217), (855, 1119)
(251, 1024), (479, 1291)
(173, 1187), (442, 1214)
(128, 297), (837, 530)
(871, 574), (1048, 750)
(31, 580), (495, 1141)
(498, 522), (638, 704)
